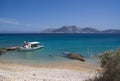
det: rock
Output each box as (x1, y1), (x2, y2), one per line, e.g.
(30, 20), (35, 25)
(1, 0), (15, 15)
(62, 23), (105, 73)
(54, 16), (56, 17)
(5, 47), (18, 51)
(49, 55), (54, 59)
(68, 54), (85, 62)
(0, 46), (21, 55)
(64, 52), (85, 62)
(33, 74), (35, 76)
(0, 49), (7, 55)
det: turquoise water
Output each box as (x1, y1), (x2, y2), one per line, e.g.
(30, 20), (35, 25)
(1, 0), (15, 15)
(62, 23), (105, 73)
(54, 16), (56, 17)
(0, 33), (120, 64)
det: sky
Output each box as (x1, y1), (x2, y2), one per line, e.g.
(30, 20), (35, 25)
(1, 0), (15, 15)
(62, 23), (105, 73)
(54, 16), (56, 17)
(0, 0), (120, 33)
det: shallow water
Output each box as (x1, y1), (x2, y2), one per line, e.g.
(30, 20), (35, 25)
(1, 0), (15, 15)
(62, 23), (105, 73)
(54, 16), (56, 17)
(0, 33), (120, 65)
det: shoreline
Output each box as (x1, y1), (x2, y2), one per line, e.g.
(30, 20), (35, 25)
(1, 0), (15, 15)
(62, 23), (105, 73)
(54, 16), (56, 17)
(0, 60), (101, 81)
(0, 59), (100, 71)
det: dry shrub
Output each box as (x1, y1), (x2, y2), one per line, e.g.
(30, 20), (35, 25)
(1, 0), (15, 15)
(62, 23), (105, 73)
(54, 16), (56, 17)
(86, 49), (120, 81)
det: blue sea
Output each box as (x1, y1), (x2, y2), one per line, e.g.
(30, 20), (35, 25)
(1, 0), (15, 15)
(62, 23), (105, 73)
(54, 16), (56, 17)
(0, 33), (120, 65)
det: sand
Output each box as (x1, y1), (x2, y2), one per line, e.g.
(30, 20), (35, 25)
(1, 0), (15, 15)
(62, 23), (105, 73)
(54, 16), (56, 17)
(0, 60), (100, 81)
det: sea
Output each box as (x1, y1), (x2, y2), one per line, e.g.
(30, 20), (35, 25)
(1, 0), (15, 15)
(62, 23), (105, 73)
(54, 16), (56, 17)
(0, 33), (120, 65)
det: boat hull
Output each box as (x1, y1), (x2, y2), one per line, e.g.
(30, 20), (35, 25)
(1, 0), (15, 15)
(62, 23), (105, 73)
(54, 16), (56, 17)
(19, 45), (43, 51)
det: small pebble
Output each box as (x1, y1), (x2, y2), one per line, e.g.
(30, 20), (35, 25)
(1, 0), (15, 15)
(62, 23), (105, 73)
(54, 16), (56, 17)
(33, 74), (35, 76)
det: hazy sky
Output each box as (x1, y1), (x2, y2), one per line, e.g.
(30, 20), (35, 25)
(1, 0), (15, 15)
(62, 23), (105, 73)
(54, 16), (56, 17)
(0, 0), (120, 33)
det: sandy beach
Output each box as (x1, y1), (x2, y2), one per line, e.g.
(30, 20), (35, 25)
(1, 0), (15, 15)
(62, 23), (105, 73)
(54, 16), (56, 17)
(0, 60), (100, 81)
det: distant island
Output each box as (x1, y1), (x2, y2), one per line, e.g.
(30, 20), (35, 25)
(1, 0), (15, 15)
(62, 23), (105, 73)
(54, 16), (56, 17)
(41, 25), (120, 33)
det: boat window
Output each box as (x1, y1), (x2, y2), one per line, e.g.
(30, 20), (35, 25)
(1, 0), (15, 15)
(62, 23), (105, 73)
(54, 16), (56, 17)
(31, 44), (39, 47)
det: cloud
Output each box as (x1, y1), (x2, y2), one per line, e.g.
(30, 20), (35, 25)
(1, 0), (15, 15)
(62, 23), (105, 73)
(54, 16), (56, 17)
(0, 18), (36, 28)
(0, 18), (20, 25)
(0, 18), (40, 28)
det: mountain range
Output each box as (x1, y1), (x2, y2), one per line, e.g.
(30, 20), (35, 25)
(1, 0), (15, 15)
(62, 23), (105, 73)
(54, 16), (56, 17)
(41, 26), (120, 33)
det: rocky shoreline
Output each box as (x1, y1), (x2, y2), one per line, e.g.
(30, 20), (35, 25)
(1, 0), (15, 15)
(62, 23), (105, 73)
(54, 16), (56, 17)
(0, 46), (20, 55)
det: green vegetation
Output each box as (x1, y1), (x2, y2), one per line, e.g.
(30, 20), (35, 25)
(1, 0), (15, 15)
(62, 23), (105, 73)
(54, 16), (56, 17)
(87, 49), (120, 81)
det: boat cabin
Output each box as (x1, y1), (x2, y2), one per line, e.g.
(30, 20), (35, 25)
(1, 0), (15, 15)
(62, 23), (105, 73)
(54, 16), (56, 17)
(29, 42), (40, 48)
(24, 41), (40, 48)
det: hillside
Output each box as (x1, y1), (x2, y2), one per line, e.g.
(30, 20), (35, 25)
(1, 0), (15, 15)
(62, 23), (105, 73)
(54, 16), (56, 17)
(41, 26), (120, 33)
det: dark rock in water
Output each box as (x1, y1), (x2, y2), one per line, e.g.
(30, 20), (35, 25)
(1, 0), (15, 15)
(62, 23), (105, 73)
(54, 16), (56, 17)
(67, 54), (85, 62)
(0, 46), (20, 55)
(49, 54), (54, 59)
(0, 48), (6, 55)
(64, 52), (85, 62)
(5, 47), (18, 51)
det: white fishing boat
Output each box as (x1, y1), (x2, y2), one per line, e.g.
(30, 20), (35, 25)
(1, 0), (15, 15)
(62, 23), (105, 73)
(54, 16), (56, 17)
(19, 41), (43, 51)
